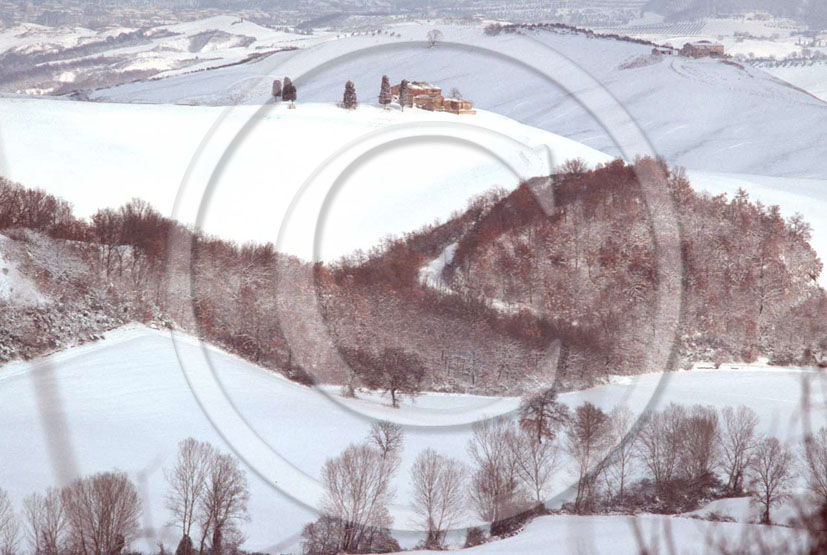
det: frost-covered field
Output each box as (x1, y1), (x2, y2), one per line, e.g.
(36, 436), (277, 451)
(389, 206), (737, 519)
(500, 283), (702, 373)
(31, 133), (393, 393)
(0, 325), (824, 553)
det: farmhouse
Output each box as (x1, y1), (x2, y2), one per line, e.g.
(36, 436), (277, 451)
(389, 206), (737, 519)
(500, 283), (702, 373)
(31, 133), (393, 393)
(390, 81), (475, 114)
(680, 40), (725, 58)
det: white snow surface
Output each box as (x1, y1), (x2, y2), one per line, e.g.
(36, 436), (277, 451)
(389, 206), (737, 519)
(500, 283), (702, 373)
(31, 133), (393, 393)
(407, 513), (806, 554)
(1, 325), (825, 552)
(0, 97), (604, 263)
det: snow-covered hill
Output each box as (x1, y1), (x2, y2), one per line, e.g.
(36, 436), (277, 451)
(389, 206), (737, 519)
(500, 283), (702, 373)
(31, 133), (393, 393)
(90, 22), (827, 179)
(0, 97), (606, 263)
(0, 325), (824, 552)
(0, 16), (335, 96)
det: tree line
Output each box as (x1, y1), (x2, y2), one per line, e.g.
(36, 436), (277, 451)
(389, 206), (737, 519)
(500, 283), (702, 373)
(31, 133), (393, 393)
(0, 439), (251, 555)
(299, 395), (827, 554)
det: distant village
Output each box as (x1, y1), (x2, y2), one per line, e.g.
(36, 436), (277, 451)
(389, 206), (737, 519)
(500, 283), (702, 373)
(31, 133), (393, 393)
(271, 75), (475, 114)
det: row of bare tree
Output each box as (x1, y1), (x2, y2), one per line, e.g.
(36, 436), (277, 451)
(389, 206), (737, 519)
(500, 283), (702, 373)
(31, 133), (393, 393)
(301, 397), (827, 554)
(0, 439), (249, 555)
(0, 472), (141, 555)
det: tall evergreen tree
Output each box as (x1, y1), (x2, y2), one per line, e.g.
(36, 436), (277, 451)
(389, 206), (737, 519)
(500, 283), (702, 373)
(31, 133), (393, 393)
(399, 79), (410, 111)
(282, 77), (297, 108)
(342, 80), (357, 109)
(378, 75), (392, 109)
(271, 79), (281, 101)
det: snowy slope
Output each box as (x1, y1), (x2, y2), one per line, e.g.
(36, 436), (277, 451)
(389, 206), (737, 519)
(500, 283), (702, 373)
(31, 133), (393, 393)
(90, 22), (827, 179)
(0, 96), (607, 263)
(408, 513), (806, 554)
(0, 234), (46, 306)
(0, 16), (335, 96)
(1, 326), (825, 552)
(757, 60), (827, 103)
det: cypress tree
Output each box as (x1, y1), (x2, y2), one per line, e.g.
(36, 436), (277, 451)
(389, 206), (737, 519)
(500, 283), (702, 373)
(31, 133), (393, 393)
(378, 75), (392, 109)
(399, 79), (410, 111)
(282, 77), (297, 108)
(343, 80), (357, 109)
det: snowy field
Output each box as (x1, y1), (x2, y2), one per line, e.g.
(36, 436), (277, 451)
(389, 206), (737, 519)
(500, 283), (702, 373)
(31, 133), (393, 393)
(0, 325), (824, 553)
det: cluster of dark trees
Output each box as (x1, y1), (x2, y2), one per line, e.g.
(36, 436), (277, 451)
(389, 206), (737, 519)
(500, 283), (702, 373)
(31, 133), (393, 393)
(271, 77), (296, 107)
(442, 158), (827, 383)
(0, 439), (250, 555)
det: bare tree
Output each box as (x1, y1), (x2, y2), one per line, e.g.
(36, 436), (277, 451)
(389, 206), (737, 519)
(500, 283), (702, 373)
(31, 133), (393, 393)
(512, 428), (560, 506)
(166, 438), (215, 553)
(0, 489), (20, 555)
(410, 449), (467, 549)
(320, 443), (396, 552)
(467, 418), (526, 524)
(803, 427), (827, 505)
(62, 471), (142, 555)
(682, 405), (720, 483)
(368, 421), (404, 471)
(271, 79), (281, 100)
(603, 406), (636, 503)
(749, 437), (796, 524)
(566, 403), (611, 513)
(197, 453), (250, 555)
(718, 405), (759, 495)
(427, 29), (443, 47)
(23, 488), (66, 555)
(518, 389), (569, 444)
(636, 404), (685, 495)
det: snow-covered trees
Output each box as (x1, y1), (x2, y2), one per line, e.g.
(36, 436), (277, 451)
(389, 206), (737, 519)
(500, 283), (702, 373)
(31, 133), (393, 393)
(749, 437), (796, 524)
(378, 75), (391, 109)
(410, 449), (467, 549)
(271, 79), (281, 100)
(61, 471), (142, 555)
(342, 80), (357, 109)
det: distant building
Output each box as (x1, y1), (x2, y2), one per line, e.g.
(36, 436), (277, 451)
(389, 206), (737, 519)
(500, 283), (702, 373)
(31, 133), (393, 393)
(651, 46), (675, 56)
(390, 81), (475, 114)
(680, 41), (725, 58)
